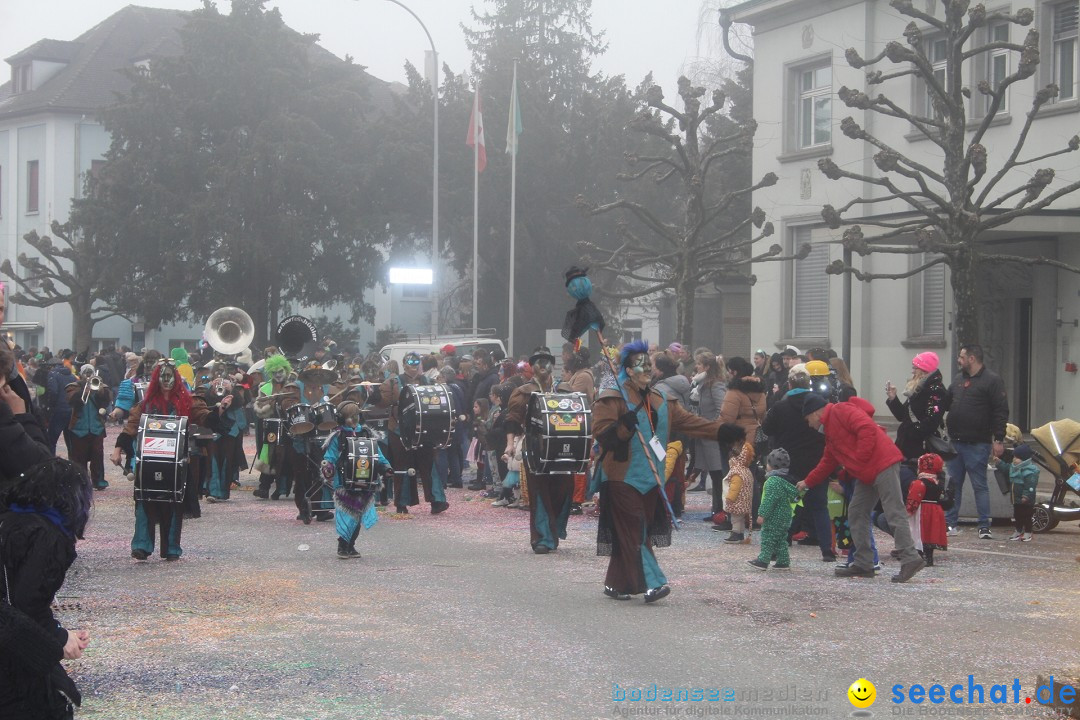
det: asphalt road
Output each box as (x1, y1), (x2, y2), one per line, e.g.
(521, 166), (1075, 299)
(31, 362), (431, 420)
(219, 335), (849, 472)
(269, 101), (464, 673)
(58, 432), (1080, 720)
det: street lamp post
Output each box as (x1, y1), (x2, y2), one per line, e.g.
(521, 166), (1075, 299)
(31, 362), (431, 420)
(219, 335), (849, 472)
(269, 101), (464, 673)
(377, 0), (439, 338)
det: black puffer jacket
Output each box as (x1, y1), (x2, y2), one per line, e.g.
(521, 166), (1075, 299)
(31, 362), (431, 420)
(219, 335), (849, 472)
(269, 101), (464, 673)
(946, 366), (1009, 443)
(0, 512), (80, 718)
(886, 370), (950, 460)
(0, 402), (54, 486)
(760, 389), (826, 481)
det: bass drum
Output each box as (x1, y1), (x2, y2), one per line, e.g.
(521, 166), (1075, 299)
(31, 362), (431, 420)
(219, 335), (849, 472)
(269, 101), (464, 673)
(342, 436), (383, 492)
(524, 392), (592, 475)
(135, 414), (189, 503)
(397, 383), (455, 449)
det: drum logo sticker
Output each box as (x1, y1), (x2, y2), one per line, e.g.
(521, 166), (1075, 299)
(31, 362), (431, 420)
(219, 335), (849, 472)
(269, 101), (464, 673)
(143, 437), (178, 457)
(558, 399), (571, 410)
(550, 414), (581, 432)
(148, 421), (162, 430)
(356, 457), (371, 479)
(267, 432), (277, 444)
(165, 422), (177, 430)
(569, 401), (583, 412)
(546, 399), (559, 409)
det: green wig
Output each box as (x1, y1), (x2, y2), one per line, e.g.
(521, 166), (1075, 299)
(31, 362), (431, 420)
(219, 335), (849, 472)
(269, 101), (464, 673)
(263, 354), (293, 376)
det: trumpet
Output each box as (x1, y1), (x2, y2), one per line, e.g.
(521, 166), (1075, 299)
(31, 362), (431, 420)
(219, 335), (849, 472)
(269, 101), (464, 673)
(81, 372), (108, 405)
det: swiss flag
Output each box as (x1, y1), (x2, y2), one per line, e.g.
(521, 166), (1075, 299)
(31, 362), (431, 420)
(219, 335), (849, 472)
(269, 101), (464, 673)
(466, 87), (487, 174)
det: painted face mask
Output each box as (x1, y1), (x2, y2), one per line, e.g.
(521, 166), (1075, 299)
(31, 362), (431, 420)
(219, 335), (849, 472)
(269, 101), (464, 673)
(272, 370), (287, 384)
(533, 359), (553, 372)
(628, 355), (653, 376)
(159, 366), (176, 391)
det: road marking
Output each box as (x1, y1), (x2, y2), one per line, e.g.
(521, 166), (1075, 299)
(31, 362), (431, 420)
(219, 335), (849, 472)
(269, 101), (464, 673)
(946, 546), (1061, 562)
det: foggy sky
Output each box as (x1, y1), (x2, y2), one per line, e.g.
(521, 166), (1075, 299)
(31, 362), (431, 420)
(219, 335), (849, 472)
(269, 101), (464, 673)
(2, 1), (718, 93)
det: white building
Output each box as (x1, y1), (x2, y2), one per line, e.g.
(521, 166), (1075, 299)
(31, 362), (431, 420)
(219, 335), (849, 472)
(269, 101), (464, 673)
(0, 6), (419, 357)
(728, 0), (1080, 428)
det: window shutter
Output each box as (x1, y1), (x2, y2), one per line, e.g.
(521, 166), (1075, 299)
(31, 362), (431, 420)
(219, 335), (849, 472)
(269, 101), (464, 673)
(921, 259), (945, 336)
(792, 228), (829, 337)
(1056, 2), (1079, 38)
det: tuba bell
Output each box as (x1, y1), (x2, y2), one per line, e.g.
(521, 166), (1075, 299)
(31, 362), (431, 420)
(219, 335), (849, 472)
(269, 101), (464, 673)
(205, 307), (255, 357)
(275, 315), (318, 364)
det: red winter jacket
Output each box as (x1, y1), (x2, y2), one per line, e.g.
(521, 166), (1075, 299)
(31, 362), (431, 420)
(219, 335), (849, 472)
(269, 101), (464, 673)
(803, 397), (903, 487)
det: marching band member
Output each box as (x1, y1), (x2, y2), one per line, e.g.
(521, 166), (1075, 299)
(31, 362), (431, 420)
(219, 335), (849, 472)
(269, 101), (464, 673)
(253, 354), (293, 500)
(503, 347), (575, 554)
(282, 366), (335, 523)
(592, 341), (739, 603)
(109, 360), (216, 560)
(111, 351), (163, 427)
(65, 365), (112, 491)
(367, 351), (442, 515)
(205, 377), (249, 503)
(319, 400), (391, 558)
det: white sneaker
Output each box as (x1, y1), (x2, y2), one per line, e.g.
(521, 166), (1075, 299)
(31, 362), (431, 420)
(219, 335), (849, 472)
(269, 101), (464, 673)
(491, 498), (511, 507)
(1008, 532), (1023, 541)
(947, 526), (960, 536)
(1021, 532), (1033, 542)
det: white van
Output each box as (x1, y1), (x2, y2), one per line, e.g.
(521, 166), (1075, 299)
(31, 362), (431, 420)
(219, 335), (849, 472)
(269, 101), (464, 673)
(379, 337), (507, 368)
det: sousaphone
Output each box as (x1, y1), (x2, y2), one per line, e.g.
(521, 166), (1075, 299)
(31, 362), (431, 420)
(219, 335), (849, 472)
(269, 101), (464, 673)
(276, 315), (319, 365)
(205, 307), (255, 358)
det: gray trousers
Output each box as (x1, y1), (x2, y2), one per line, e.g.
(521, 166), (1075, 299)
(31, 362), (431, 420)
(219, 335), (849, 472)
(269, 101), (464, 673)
(848, 462), (921, 570)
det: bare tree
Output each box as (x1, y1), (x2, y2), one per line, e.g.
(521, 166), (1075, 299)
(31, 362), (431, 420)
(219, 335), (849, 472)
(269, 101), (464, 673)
(1, 222), (131, 350)
(820, 0), (1080, 345)
(577, 76), (795, 348)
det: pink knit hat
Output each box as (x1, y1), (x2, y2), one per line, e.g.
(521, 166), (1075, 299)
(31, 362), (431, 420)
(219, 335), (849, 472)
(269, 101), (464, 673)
(912, 351), (939, 373)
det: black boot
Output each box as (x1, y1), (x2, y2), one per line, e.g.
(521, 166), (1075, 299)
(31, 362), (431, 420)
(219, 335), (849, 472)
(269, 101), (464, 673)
(337, 538), (360, 559)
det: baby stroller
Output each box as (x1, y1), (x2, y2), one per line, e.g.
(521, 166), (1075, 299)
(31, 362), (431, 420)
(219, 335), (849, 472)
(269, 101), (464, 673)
(1028, 419), (1080, 532)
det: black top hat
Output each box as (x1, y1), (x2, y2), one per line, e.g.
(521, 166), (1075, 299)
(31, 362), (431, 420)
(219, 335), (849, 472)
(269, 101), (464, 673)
(564, 266), (589, 286)
(528, 346), (556, 365)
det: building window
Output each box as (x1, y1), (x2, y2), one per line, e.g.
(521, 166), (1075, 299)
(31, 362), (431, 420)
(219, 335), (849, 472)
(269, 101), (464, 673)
(790, 227), (830, 339)
(1053, 1), (1079, 100)
(916, 35), (949, 121)
(87, 159), (106, 198)
(11, 64), (31, 94)
(26, 160), (39, 213)
(987, 21), (1011, 112)
(172, 340), (199, 353)
(401, 285), (431, 300)
(798, 65), (832, 148)
(90, 338), (120, 354)
(908, 254), (946, 339)
(0, 164), (3, 217)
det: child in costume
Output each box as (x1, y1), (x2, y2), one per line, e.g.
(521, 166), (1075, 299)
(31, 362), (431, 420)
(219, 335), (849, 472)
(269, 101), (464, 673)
(720, 431), (755, 544)
(905, 453), (950, 566)
(320, 401), (391, 558)
(748, 449), (800, 570)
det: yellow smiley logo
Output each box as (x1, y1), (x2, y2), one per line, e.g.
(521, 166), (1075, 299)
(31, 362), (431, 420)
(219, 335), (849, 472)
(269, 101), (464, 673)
(847, 678), (876, 709)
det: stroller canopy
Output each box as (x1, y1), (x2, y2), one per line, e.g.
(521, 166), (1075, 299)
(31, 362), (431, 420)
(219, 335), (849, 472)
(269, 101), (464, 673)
(1031, 419), (1080, 468)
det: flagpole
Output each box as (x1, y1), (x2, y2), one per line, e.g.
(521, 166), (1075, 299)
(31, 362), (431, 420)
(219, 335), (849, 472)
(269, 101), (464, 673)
(472, 83), (480, 338)
(507, 62), (518, 358)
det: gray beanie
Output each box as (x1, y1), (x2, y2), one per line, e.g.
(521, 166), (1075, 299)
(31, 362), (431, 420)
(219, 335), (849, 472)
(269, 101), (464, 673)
(766, 448), (791, 470)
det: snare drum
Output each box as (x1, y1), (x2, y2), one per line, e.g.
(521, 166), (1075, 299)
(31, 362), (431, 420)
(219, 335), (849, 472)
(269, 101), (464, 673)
(135, 414), (189, 503)
(397, 383), (456, 449)
(286, 403), (314, 436)
(311, 401), (338, 432)
(342, 436), (383, 492)
(263, 418), (287, 446)
(524, 392), (592, 475)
